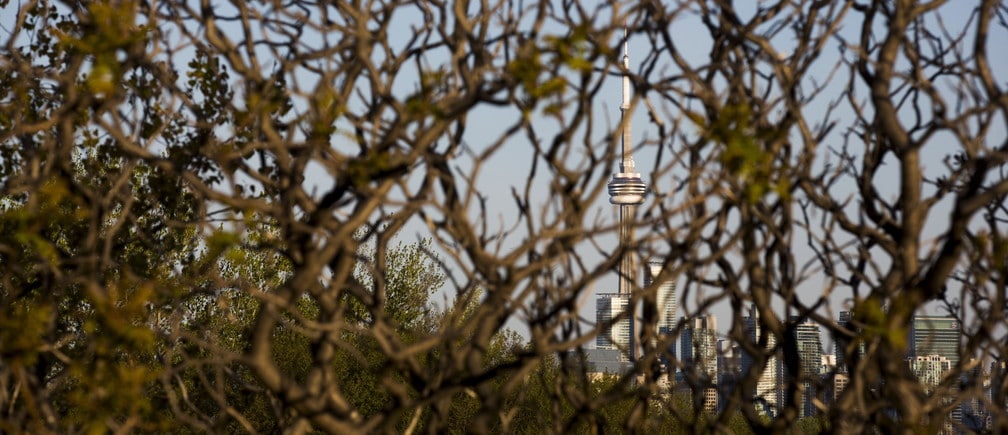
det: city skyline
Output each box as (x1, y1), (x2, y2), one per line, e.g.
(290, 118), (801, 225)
(565, 10), (1002, 433)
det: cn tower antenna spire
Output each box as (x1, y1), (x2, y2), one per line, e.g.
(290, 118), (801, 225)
(607, 24), (647, 299)
(620, 25), (632, 173)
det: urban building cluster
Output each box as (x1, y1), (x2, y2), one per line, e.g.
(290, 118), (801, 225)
(590, 293), (1003, 432)
(586, 31), (1002, 433)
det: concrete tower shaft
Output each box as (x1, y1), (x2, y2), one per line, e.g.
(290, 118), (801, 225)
(607, 28), (647, 303)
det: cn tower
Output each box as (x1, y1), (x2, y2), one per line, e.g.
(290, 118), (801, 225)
(607, 28), (647, 298)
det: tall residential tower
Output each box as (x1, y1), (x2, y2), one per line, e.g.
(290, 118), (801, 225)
(681, 314), (719, 413)
(790, 318), (823, 418)
(644, 261), (678, 338)
(742, 305), (782, 416)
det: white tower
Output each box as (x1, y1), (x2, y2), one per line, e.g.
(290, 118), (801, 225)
(608, 30), (647, 299)
(595, 28), (647, 364)
(605, 27), (647, 362)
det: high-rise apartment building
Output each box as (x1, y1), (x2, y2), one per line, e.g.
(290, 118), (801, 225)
(682, 314), (718, 413)
(681, 315), (718, 381)
(717, 339), (742, 412)
(910, 354), (954, 389)
(644, 261), (677, 335)
(791, 318), (823, 418)
(908, 354), (959, 432)
(835, 310), (852, 373)
(742, 305), (782, 417)
(644, 261), (677, 358)
(596, 293), (634, 362)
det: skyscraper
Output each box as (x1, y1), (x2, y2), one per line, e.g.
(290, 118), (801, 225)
(596, 27), (646, 363)
(835, 310), (853, 373)
(833, 309), (866, 406)
(911, 315), (960, 366)
(596, 293), (633, 362)
(717, 339), (743, 412)
(909, 315), (962, 430)
(644, 261), (677, 355)
(742, 305), (782, 416)
(791, 318), (823, 418)
(681, 315), (719, 381)
(681, 314), (719, 413)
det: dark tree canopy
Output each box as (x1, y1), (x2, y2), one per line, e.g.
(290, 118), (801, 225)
(0, 0), (1006, 433)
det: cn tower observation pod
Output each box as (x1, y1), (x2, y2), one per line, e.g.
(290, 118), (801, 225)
(608, 172), (647, 205)
(607, 28), (647, 207)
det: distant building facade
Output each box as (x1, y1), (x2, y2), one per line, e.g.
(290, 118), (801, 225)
(596, 293), (633, 362)
(578, 348), (633, 376)
(644, 261), (677, 358)
(911, 315), (961, 366)
(791, 318), (823, 418)
(910, 354), (953, 389)
(835, 310), (852, 373)
(909, 315), (962, 431)
(682, 314), (718, 413)
(742, 305), (782, 416)
(717, 339), (742, 412)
